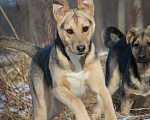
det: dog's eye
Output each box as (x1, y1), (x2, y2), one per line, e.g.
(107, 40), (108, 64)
(83, 26), (89, 32)
(133, 43), (139, 48)
(66, 29), (73, 34)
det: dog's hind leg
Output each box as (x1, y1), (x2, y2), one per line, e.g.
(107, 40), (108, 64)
(28, 63), (65, 120)
(106, 61), (121, 95)
(28, 63), (51, 120)
(48, 94), (66, 120)
(30, 80), (65, 120)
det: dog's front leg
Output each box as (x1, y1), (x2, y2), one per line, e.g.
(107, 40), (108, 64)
(53, 85), (90, 120)
(92, 87), (116, 120)
(92, 95), (104, 120)
(87, 61), (117, 120)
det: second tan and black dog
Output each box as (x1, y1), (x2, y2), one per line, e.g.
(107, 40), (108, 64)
(0, 0), (117, 120)
(102, 26), (150, 115)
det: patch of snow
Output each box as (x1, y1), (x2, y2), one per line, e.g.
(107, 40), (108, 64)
(26, 95), (32, 99)
(10, 107), (18, 112)
(121, 114), (150, 120)
(24, 84), (30, 92)
(0, 82), (31, 116)
(1, 95), (7, 100)
(12, 83), (30, 93)
(98, 51), (108, 57)
(19, 108), (29, 116)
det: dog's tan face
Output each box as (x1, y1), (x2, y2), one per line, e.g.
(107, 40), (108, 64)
(53, 0), (95, 55)
(127, 26), (150, 63)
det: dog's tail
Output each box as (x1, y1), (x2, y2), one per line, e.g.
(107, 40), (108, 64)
(0, 36), (41, 58)
(102, 26), (125, 49)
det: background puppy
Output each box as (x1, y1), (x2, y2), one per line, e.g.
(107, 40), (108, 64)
(0, 0), (117, 120)
(102, 26), (150, 115)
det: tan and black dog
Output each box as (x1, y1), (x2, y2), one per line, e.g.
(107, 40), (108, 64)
(0, 0), (117, 120)
(102, 26), (150, 115)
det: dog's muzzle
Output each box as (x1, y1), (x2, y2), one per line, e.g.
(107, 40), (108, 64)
(137, 54), (150, 63)
(76, 45), (85, 52)
(76, 45), (86, 55)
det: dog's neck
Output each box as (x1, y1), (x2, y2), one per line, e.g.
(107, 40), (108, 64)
(65, 50), (86, 72)
(55, 34), (97, 72)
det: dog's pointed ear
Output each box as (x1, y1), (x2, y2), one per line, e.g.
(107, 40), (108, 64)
(78, 0), (94, 17)
(126, 27), (139, 44)
(53, 0), (69, 23)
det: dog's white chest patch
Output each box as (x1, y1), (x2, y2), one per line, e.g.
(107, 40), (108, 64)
(65, 71), (89, 99)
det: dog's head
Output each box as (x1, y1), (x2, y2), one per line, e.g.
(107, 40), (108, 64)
(53, 0), (95, 55)
(126, 26), (150, 63)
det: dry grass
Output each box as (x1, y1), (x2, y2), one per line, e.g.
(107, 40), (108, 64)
(0, 51), (150, 120)
(0, 50), (32, 119)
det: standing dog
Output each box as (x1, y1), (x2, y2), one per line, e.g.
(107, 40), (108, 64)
(102, 26), (150, 115)
(0, 0), (117, 120)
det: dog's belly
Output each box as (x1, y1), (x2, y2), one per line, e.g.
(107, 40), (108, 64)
(65, 71), (89, 99)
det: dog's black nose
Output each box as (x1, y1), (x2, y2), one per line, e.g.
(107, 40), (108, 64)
(139, 53), (146, 59)
(76, 45), (85, 52)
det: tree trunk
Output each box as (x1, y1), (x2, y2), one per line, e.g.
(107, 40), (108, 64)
(134, 0), (143, 29)
(94, 0), (104, 52)
(27, 0), (44, 46)
(44, 0), (56, 45)
(118, 0), (126, 34)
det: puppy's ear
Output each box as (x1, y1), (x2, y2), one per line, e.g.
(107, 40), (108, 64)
(78, 0), (94, 17)
(126, 27), (139, 44)
(53, 0), (69, 23)
(147, 25), (150, 29)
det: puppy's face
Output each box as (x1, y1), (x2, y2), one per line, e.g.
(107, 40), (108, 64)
(53, 0), (95, 55)
(127, 26), (150, 63)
